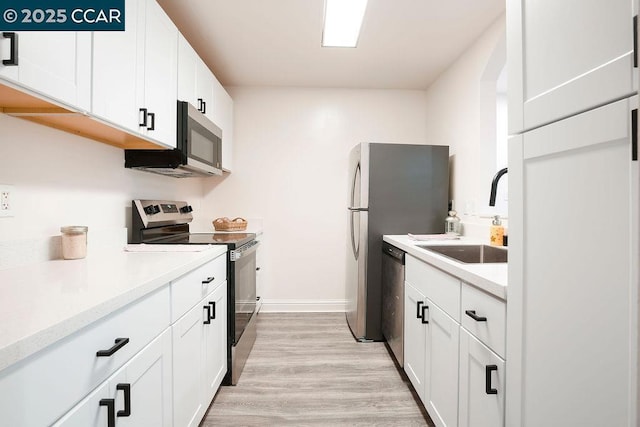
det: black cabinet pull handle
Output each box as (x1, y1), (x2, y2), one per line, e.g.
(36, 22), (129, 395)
(2, 32), (18, 66)
(202, 276), (215, 284)
(96, 338), (129, 357)
(485, 364), (498, 395)
(203, 305), (211, 324)
(116, 383), (131, 417)
(99, 398), (116, 427)
(209, 301), (216, 320)
(465, 310), (487, 322)
(202, 100), (206, 114)
(256, 267), (261, 271)
(147, 112), (155, 131)
(416, 301), (424, 318)
(138, 108), (147, 127)
(197, 98), (203, 112)
(421, 304), (429, 324)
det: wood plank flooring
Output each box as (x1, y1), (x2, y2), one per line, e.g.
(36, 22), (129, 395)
(201, 312), (434, 426)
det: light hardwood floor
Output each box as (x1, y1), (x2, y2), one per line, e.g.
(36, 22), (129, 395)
(201, 312), (434, 426)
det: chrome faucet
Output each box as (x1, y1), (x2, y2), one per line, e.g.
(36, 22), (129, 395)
(489, 167), (508, 206)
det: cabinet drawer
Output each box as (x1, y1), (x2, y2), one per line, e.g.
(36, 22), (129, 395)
(171, 253), (227, 322)
(406, 255), (461, 321)
(461, 283), (506, 358)
(0, 286), (170, 427)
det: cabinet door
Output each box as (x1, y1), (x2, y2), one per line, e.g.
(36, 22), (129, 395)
(140, 0), (177, 147)
(203, 283), (228, 403)
(459, 329), (505, 427)
(177, 34), (198, 106)
(0, 32), (91, 110)
(52, 381), (111, 427)
(172, 301), (206, 427)
(112, 329), (172, 427)
(196, 57), (215, 122)
(507, 96), (639, 426)
(211, 77), (233, 171)
(92, 0), (141, 133)
(54, 330), (172, 427)
(508, 0), (638, 133)
(425, 301), (459, 427)
(404, 281), (427, 400)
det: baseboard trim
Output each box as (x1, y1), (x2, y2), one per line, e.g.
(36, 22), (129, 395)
(259, 299), (347, 313)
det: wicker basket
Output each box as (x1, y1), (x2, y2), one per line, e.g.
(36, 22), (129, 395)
(212, 217), (248, 231)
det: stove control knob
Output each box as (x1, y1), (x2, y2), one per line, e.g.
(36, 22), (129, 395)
(144, 204), (160, 215)
(180, 205), (193, 214)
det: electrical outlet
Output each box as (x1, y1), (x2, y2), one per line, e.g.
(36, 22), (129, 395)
(0, 185), (14, 217)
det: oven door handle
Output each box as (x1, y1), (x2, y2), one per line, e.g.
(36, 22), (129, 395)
(230, 241), (260, 262)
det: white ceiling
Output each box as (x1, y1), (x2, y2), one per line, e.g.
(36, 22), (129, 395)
(157, 0), (505, 90)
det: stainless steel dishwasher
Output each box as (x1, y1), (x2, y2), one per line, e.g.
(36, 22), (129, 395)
(381, 241), (405, 367)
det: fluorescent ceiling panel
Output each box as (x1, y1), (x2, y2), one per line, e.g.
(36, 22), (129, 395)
(322, 0), (368, 47)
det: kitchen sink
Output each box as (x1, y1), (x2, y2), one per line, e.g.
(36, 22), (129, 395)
(417, 244), (508, 264)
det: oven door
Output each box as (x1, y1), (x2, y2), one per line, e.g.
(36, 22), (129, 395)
(231, 240), (259, 344)
(179, 101), (223, 175)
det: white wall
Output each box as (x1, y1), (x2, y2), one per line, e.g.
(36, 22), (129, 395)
(423, 14), (507, 234)
(0, 114), (205, 266)
(201, 87), (429, 310)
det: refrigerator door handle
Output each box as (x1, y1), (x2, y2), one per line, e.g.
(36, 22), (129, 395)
(350, 211), (359, 259)
(348, 207), (369, 211)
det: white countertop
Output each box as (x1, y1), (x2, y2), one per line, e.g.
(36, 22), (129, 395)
(383, 235), (507, 300)
(0, 245), (227, 372)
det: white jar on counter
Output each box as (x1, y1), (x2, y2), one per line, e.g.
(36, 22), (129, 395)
(60, 226), (88, 260)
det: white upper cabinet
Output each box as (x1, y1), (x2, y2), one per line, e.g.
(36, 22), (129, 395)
(508, 0), (638, 133)
(0, 31), (91, 111)
(138, 0), (178, 147)
(214, 80), (234, 172)
(92, 0), (141, 134)
(177, 34), (234, 171)
(177, 35), (215, 122)
(93, 0), (177, 147)
(177, 34), (198, 107)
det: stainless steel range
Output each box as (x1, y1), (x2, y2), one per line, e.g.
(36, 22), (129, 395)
(130, 199), (258, 385)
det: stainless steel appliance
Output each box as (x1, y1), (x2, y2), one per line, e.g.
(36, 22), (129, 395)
(124, 101), (223, 178)
(381, 241), (405, 366)
(346, 143), (449, 341)
(130, 199), (258, 385)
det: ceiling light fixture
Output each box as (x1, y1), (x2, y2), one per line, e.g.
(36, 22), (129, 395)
(322, 0), (368, 48)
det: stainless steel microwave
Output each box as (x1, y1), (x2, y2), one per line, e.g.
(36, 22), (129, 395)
(124, 101), (223, 178)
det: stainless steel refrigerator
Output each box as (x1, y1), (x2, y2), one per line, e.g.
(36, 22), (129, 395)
(346, 142), (449, 341)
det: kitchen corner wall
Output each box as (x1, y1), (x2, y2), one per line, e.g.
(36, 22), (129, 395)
(201, 88), (430, 311)
(0, 114), (205, 266)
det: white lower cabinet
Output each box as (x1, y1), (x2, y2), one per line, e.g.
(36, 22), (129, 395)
(171, 253), (228, 427)
(53, 328), (173, 427)
(203, 284), (228, 403)
(458, 329), (505, 427)
(0, 252), (229, 427)
(172, 283), (227, 426)
(425, 301), (459, 427)
(404, 254), (506, 427)
(172, 299), (207, 426)
(404, 281), (427, 400)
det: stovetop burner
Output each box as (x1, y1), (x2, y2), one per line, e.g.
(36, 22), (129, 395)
(148, 232), (255, 248)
